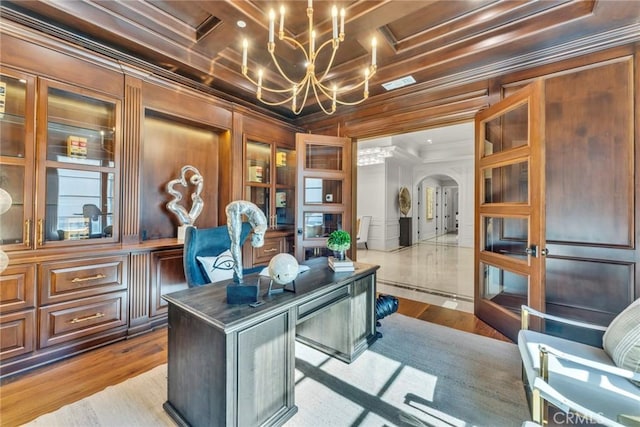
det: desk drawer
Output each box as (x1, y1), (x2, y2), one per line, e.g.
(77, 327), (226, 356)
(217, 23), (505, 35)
(40, 256), (127, 304)
(297, 286), (350, 322)
(39, 291), (127, 348)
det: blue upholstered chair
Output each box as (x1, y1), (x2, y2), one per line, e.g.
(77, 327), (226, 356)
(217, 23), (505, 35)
(183, 223), (262, 287)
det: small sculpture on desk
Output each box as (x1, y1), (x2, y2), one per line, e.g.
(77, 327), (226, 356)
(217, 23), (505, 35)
(226, 200), (267, 283)
(225, 200), (268, 304)
(166, 165), (204, 241)
(266, 253), (299, 295)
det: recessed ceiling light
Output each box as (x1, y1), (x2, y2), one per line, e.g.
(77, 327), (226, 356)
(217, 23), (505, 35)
(382, 75), (416, 91)
(237, 20), (246, 28)
(427, 139), (432, 144)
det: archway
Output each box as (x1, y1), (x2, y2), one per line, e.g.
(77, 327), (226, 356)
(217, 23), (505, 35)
(416, 174), (460, 244)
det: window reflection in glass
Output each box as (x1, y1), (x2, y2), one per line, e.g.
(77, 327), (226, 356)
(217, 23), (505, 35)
(483, 102), (528, 156)
(303, 212), (342, 238)
(304, 178), (343, 204)
(0, 74), (27, 158)
(44, 168), (114, 241)
(483, 216), (528, 260)
(483, 161), (528, 204)
(305, 144), (342, 170)
(482, 263), (528, 312)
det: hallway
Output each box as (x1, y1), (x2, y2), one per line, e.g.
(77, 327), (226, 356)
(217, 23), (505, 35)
(357, 232), (475, 313)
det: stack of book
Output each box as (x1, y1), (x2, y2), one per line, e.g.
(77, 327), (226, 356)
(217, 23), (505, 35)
(328, 256), (355, 272)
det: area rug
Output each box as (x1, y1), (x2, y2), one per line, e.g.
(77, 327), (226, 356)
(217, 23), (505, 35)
(26, 314), (530, 427)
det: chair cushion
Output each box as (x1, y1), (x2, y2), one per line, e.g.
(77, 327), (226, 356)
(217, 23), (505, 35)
(519, 329), (640, 421)
(603, 298), (640, 386)
(197, 250), (235, 284)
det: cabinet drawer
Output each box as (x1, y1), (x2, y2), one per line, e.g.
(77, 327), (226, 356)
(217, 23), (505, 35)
(39, 291), (128, 348)
(0, 264), (36, 313)
(297, 286), (350, 322)
(253, 237), (285, 264)
(40, 255), (127, 304)
(0, 310), (36, 360)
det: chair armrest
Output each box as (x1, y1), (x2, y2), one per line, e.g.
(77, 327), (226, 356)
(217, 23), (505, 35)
(521, 305), (607, 332)
(539, 344), (640, 383)
(532, 377), (625, 427)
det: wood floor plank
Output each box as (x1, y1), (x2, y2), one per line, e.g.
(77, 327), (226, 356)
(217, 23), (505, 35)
(0, 297), (507, 427)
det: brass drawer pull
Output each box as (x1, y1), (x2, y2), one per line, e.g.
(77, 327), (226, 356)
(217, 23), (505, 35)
(263, 248), (278, 253)
(70, 312), (105, 323)
(71, 273), (107, 283)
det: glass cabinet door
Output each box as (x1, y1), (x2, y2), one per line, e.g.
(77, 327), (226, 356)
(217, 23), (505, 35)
(0, 70), (36, 250)
(245, 138), (296, 230)
(36, 79), (120, 246)
(274, 147), (295, 227)
(245, 140), (272, 220)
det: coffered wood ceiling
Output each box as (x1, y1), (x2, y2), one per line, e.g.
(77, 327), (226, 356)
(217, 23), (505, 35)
(2, 1), (639, 125)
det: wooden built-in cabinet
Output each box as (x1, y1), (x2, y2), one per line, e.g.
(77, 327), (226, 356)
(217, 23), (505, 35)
(240, 114), (298, 267)
(0, 69), (121, 251)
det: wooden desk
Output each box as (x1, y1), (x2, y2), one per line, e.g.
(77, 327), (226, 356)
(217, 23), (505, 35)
(162, 261), (379, 427)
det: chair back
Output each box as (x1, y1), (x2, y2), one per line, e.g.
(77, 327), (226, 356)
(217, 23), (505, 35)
(183, 223), (252, 287)
(358, 216), (372, 242)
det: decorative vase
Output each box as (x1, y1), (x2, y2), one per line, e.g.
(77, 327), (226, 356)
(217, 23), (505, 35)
(334, 250), (346, 261)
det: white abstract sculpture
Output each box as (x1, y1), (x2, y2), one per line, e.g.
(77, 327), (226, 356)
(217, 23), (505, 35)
(225, 200), (267, 283)
(166, 165), (204, 241)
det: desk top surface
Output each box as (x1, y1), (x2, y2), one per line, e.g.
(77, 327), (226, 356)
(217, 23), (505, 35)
(163, 259), (379, 332)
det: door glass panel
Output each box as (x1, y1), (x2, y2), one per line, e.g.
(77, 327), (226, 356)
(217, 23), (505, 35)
(246, 141), (271, 184)
(46, 87), (116, 167)
(245, 186), (270, 219)
(303, 212), (343, 238)
(0, 74), (27, 158)
(44, 168), (115, 242)
(483, 161), (528, 204)
(304, 178), (343, 204)
(483, 102), (528, 156)
(0, 165), (25, 245)
(481, 263), (528, 313)
(484, 216), (528, 260)
(305, 144), (342, 170)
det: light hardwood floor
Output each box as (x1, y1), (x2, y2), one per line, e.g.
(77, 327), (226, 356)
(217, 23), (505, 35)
(0, 297), (508, 427)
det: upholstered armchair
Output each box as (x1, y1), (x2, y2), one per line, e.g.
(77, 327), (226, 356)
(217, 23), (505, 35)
(518, 301), (640, 427)
(183, 223), (262, 287)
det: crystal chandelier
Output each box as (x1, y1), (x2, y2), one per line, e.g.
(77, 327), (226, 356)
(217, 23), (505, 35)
(242, 0), (377, 115)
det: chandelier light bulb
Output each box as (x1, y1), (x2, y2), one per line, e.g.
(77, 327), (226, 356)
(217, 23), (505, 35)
(240, 2), (377, 115)
(279, 6), (285, 36)
(372, 37), (377, 67)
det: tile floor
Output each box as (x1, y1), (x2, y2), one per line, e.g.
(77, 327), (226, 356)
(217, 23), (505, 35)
(357, 232), (475, 313)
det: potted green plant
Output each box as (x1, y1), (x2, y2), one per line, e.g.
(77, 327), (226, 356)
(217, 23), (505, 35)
(327, 230), (351, 260)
